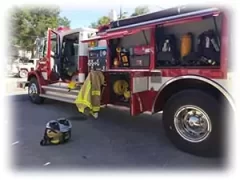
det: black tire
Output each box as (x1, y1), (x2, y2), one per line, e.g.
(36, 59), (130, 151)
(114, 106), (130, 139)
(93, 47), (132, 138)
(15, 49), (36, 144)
(19, 69), (28, 78)
(28, 77), (45, 104)
(162, 89), (223, 157)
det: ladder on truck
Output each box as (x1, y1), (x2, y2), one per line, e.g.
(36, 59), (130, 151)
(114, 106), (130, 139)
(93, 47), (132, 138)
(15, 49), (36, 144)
(40, 83), (81, 103)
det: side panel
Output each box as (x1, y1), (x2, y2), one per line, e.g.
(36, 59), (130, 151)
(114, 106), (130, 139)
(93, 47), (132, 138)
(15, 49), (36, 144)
(130, 72), (157, 115)
(78, 31), (90, 82)
(148, 75), (171, 91)
(131, 90), (157, 115)
(130, 71), (175, 116)
(78, 56), (88, 74)
(220, 12), (228, 79)
(78, 31), (89, 56)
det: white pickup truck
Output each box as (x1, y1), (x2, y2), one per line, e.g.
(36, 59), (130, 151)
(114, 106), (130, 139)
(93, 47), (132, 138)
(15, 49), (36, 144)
(9, 58), (39, 78)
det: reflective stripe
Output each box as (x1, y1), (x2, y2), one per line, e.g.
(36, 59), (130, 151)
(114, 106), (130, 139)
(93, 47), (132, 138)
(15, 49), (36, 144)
(92, 90), (100, 96)
(92, 106), (100, 111)
(77, 100), (92, 109)
(78, 106), (85, 113)
(78, 89), (83, 101)
(77, 102), (100, 112)
(75, 77), (101, 114)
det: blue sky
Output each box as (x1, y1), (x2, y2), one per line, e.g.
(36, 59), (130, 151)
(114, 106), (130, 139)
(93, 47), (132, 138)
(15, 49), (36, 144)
(60, 9), (112, 28)
(60, 6), (168, 29)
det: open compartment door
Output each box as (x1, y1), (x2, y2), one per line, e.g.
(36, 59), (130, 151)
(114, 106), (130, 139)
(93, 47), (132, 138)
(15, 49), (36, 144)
(46, 28), (60, 82)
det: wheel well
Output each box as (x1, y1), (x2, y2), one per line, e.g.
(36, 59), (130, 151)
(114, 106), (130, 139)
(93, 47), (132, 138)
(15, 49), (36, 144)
(152, 78), (233, 113)
(26, 72), (47, 94)
(26, 74), (37, 87)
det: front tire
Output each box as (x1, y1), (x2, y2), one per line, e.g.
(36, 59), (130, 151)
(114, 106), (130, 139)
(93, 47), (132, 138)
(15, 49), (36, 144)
(28, 77), (44, 104)
(162, 89), (223, 157)
(19, 69), (28, 78)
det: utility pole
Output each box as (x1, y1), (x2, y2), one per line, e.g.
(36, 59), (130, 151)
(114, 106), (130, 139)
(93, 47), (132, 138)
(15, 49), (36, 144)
(119, 5), (122, 19)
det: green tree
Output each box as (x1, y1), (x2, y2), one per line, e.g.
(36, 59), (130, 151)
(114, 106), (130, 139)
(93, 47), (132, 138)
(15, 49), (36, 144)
(10, 6), (70, 58)
(89, 13), (128, 29)
(89, 7), (129, 29)
(58, 16), (71, 27)
(97, 16), (111, 26)
(89, 16), (111, 28)
(131, 6), (150, 17)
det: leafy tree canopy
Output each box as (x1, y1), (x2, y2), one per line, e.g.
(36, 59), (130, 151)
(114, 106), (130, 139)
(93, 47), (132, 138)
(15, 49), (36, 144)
(89, 6), (149, 29)
(131, 6), (150, 17)
(89, 9), (128, 28)
(10, 6), (70, 57)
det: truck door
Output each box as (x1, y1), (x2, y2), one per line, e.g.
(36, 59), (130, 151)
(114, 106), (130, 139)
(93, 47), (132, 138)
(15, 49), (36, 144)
(46, 29), (60, 82)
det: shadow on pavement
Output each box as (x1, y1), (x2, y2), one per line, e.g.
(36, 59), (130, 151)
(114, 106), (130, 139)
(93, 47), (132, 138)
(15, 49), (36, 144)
(9, 94), (227, 171)
(6, 94), (29, 102)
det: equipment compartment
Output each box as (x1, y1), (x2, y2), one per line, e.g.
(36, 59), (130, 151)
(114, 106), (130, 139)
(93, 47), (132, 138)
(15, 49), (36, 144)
(155, 13), (222, 68)
(109, 72), (131, 106)
(109, 29), (151, 69)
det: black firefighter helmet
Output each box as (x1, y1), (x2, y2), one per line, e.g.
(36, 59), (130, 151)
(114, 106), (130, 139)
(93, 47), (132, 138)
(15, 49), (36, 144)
(40, 118), (72, 146)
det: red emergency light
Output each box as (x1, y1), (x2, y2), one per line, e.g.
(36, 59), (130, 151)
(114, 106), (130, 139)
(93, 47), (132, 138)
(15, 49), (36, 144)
(57, 26), (70, 32)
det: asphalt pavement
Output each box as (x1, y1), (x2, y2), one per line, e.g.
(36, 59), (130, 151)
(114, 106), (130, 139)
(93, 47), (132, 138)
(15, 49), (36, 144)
(4, 76), (226, 172)
(5, 76), (28, 95)
(9, 93), (226, 172)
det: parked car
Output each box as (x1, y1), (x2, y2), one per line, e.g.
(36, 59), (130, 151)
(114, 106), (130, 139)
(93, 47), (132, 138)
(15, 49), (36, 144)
(10, 58), (39, 78)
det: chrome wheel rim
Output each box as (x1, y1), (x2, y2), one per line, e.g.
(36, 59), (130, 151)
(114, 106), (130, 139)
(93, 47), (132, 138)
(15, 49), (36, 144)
(20, 70), (27, 78)
(174, 105), (212, 143)
(28, 83), (38, 99)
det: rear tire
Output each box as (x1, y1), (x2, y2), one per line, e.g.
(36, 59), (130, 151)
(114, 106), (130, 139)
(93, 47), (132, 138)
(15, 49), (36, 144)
(162, 89), (223, 157)
(28, 77), (44, 104)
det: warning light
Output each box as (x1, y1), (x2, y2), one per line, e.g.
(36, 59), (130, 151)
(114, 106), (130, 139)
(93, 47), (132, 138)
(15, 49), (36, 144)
(57, 26), (70, 32)
(88, 40), (98, 48)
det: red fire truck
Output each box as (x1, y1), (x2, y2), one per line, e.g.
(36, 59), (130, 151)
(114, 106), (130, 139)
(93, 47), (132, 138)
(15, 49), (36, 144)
(18, 6), (234, 157)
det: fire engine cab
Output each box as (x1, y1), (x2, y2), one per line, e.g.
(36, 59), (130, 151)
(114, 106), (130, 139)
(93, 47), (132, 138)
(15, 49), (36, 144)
(18, 6), (234, 157)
